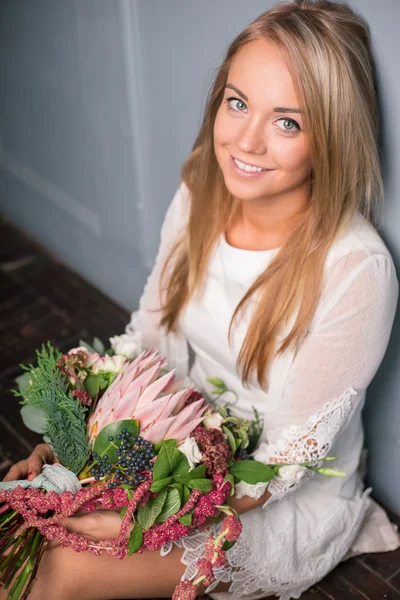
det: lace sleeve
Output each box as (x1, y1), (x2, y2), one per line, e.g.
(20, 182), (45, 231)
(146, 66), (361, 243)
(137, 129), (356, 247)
(125, 182), (190, 367)
(253, 252), (398, 507)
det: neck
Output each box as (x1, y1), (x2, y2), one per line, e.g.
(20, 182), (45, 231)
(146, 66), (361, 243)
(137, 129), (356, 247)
(228, 182), (310, 251)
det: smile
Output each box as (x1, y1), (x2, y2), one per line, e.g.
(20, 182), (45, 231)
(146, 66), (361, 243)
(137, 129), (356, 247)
(233, 156), (269, 173)
(230, 155), (273, 178)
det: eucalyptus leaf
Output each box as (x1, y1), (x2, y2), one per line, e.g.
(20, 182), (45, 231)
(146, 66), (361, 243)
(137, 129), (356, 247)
(92, 419), (139, 463)
(15, 372), (32, 389)
(229, 460), (274, 484)
(20, 404), (47, 434)
(137, 488), (168, 530)
(79, 339), (97, 354)
(128, 522), (143, 555)
(157, 487), (181, 523)
(93, 337), (105, 356)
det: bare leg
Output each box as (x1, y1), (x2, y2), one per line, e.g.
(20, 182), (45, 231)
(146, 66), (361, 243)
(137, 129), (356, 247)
(0, 544), (231, 600)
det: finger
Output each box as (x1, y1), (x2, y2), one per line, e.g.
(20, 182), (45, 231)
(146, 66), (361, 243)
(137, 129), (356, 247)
(3, 459), (29, 481)
(60, 513), (101, 536)
(27, 444), (54, 480)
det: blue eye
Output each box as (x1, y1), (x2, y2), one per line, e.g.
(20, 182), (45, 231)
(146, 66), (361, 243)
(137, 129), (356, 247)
(276, 118), (301, 133)
(226, 96), (247, 112)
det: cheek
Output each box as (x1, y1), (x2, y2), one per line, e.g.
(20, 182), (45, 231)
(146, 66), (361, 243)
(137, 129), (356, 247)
(275, 138), (311, 175)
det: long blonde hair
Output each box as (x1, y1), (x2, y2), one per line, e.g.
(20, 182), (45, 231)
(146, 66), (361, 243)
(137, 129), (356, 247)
(160, 0), (383, 389)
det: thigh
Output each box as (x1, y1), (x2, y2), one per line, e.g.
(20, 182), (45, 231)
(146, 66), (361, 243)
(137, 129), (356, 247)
(2, 543), (231, 600)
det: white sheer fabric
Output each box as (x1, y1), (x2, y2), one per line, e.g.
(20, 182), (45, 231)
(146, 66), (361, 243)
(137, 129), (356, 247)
(125, 183), (400, 599)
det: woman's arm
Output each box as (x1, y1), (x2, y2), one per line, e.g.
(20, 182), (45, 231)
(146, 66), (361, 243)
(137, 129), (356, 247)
(234, 250), (398, 509)
(125, 182), (190, 352)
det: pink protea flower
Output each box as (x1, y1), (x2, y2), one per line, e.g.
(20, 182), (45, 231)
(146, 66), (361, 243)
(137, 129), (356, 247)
(88, 349), (208, 444)
(172, 580), (197, 600)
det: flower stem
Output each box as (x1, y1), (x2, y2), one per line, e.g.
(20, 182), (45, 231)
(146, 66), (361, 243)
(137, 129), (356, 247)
(9, 530), (43, 600)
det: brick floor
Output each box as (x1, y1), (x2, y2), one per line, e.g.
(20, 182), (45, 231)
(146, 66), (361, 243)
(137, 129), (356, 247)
(1, 215), (400, 599)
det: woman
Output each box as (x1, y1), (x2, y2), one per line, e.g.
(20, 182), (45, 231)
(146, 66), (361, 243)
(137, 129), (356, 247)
(3, 1), (400, 598)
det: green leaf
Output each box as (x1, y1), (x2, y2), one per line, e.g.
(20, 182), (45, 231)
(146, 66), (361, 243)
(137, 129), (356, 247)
(20, 404), (47, 434)
(223, 540), (236, 551)
(222, 425), (237, 456)
(79, 339), (97, 353)
(154, 438), (176, 455)
(182, 485), (191, 506)
(128, 522), (143, 555)
(170, 452), (190, 476)
(229, 460), (274, 484)
(120, 506), (128, 519)
(153, 441), (182, 481)
(172, 482), (184, 504)
(15, 372), (32, 389)
(137, 488), (168, 530)
(84, 373), (109, 398)
(92, 419), (139, 463)
(188, 479), (213, 492)
(150, 477), (172, 493)
(93, 337), (105, 356)
(157, 487), (181, 523)
(206, 377), (226, 389)
(178, 510), (193, 526)
(174, 464), (207, 484)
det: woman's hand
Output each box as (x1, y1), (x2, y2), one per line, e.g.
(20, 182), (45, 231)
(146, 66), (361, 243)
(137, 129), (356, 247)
(2, 443), (54, 482)
(226, 488), (272, 515)
(63, 509), (130, 541)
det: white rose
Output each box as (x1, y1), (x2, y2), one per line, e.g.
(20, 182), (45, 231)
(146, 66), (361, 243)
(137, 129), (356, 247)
(235, 480), (269, 500)
(178, 437), (203, 470)
(278, 464), (307, 486)
(203, 409), (225, 431)
(87, 353), (126, 374)
(109, 333), (142, 359)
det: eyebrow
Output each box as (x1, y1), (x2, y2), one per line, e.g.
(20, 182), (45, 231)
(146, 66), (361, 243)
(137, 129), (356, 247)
(225, 84), (302, 114)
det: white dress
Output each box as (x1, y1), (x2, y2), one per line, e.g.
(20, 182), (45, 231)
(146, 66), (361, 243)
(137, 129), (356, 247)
(126, 182), (400, 600)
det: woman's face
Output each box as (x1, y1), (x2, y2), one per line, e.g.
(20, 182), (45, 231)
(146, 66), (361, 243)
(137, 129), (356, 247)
(213, 39), (312, 208)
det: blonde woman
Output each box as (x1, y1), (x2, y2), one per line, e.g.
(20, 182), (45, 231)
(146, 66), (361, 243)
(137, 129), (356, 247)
(3, 1), (400, 598)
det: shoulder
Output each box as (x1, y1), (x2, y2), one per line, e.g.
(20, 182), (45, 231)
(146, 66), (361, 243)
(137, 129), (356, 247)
(311, 213), (399, 330)
(160, 181), (191, 242)
(325, 212), (397, 283)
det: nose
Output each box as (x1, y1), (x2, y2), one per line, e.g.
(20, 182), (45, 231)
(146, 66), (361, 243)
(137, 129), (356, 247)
(236, 118), (267, 156)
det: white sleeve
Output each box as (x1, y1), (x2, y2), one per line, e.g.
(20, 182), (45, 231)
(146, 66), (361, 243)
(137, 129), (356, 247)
(125, 182), (190, 354)
(252, 250), (398, 507)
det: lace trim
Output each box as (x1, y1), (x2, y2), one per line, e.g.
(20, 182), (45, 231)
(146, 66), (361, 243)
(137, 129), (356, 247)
(259, 387), (357, 506)
(162, 488), (372, 600)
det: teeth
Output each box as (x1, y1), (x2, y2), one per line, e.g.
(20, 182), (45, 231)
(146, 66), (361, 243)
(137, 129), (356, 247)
(234, 158), (266, 173)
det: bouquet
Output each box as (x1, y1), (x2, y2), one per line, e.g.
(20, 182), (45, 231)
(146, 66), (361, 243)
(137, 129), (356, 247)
(0, 337), (345, 600)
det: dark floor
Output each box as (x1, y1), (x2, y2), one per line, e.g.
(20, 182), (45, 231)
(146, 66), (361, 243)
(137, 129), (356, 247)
(1, 215), (400, 600)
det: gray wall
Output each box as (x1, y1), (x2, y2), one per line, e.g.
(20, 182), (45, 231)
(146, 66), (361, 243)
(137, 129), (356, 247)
(0, 1), (399, 514)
